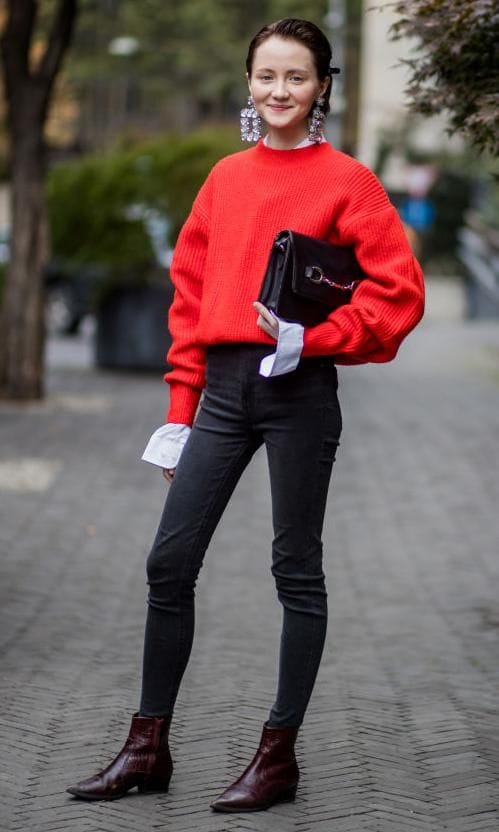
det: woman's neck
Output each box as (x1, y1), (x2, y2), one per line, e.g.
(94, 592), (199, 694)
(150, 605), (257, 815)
(264, 125), (311, 150)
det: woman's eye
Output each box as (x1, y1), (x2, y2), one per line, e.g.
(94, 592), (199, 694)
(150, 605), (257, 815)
(258, 75), (272, 81)
(291, 76), (304, 82)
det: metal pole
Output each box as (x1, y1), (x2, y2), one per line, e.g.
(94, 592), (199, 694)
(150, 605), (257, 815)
(324, 0), (346, 149)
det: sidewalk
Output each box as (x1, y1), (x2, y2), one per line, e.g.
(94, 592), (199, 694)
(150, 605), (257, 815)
(1, 277), (499, 832)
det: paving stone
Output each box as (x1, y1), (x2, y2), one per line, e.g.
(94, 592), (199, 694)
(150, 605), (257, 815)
(1, 296), (499, 832)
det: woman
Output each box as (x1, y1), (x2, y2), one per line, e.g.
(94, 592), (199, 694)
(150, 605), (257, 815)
(67, 18), (424, 811)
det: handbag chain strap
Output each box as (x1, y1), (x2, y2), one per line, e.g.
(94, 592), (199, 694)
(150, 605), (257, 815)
(305, 265), (361, 292)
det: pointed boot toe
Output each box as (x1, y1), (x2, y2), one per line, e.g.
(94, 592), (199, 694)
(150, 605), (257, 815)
(210, 782), (297, 813)
(66, 776), (125, 802)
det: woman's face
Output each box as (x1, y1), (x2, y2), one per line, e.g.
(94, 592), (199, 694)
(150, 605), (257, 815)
(248, 36), (328, 143)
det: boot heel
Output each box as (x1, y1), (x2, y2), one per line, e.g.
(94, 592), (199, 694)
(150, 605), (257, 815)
(279, 784), (297, 803)
(138, 773), (171, 794)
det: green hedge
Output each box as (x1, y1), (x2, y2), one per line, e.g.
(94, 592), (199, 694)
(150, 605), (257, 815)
(47, 126), (240, 276)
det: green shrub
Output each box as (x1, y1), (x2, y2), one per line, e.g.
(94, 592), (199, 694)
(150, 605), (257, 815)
(47, 151), (154, 272)
(131, 127), (241, 242)
(46, 126), (240, 279)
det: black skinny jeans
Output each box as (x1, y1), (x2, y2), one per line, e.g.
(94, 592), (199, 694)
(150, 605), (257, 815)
(139, 343), (342, 728)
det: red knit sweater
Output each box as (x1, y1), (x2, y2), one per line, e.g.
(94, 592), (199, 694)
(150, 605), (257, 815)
(165, 139), (425, 425)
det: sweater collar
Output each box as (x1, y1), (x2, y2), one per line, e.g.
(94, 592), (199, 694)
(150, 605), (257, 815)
(251, 138), (331, 167)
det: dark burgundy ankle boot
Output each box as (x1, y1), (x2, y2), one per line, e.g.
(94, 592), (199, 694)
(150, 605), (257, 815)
(66, 712), (173, 800)
(210, 721), (300, 812)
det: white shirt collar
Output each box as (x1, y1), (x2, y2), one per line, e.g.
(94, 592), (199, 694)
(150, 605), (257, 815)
(263, 134), (326, 149)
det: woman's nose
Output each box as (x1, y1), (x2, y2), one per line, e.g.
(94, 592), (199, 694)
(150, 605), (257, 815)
(272, 82), (289, 99)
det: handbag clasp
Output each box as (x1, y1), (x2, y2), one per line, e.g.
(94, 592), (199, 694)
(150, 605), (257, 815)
(305, 265), (359, 292)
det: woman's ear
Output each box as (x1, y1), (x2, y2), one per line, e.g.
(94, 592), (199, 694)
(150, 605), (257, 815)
(320, 79), (329, 99)
(246, 71), (252, 95)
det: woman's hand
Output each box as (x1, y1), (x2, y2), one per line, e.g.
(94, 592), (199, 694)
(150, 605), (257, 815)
(162, 468), (175, 482)
(253, 301), (279, 340)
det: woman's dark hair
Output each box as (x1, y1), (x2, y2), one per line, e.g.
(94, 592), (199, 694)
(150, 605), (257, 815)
(246, 18), (335, 116)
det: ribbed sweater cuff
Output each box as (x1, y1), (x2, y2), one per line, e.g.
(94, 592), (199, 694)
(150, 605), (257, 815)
(302, 321), (342, 356)
(166, 382), (202, 426)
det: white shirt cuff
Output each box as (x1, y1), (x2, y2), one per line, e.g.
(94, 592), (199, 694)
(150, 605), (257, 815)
(141, 423), (191, 469)
(259, 316), (304, 377)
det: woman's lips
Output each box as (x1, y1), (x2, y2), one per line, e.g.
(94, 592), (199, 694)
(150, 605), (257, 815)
(267, 105), (291, 111)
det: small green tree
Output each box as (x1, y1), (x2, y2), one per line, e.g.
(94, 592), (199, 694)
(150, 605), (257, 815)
(387, 0), (498, 156)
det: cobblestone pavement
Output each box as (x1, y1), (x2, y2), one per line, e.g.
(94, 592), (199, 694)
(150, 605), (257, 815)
(1, 279), (499, 832)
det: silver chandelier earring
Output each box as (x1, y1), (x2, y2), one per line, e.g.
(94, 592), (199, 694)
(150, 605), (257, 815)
(240, 96), (262, 142)
(308, 97), (325, 143)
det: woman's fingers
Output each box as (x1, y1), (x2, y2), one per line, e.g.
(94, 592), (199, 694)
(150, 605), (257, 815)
(162, 468), (175, 482)
(257, 314), (273, 336)
(253, 301), (278, 338)
(253, 301), (277, 327)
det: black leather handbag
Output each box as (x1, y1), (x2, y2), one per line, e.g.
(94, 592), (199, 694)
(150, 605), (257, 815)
(258, 229), (366, 327)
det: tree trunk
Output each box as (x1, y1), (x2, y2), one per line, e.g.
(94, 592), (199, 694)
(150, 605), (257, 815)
(0, 133), (48, 399)
(0, 0), (77, 400)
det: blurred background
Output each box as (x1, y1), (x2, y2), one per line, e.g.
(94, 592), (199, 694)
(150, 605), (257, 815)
(0, 0), (497, 385)
(1, 7), (499, 830)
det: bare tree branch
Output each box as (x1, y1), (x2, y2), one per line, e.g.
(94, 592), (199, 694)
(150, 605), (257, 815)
(36, 0), (78, 86)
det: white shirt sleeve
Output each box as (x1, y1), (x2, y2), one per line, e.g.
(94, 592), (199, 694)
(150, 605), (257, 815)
(259, 315), (304, 378)
(141, 423), (191, 469)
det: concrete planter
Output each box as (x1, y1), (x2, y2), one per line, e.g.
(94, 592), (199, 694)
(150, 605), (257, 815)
(95, 281), (174, 370)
